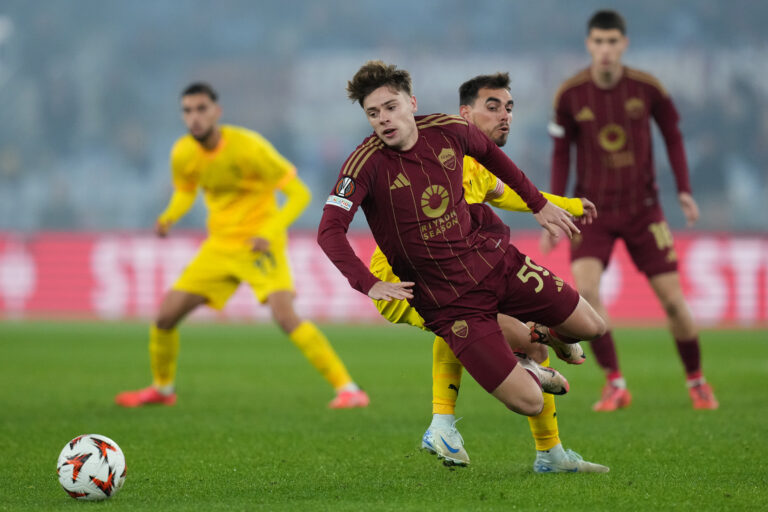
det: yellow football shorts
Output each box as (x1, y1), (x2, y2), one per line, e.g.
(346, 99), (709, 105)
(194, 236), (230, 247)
(369, 246), (427, 330)
(173, 238), (294, 309)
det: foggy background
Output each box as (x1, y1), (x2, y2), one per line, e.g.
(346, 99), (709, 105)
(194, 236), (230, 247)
(1, 0), (766, 233)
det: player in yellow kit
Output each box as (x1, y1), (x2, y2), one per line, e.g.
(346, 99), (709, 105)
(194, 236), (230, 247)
(115, 82), (368, 409)
(370, 73), (608, 472)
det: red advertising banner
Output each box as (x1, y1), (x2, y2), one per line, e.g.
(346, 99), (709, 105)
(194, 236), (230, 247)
(0, 231), (766, 327)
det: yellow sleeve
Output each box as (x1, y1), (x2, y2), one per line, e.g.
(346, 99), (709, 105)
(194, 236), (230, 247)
(158, 140), (198, 225)
(462, 157), (497, 204)
(246, 130), (296, 187)
(488, 185), (584, 216)
(255, 173), (310, 239)
(542, 192), (584, 216)
(157, 189), (196, 226)
(369, 246), (428, 330)
(169, 139), (199, 193)
(466, 157), (584, 216)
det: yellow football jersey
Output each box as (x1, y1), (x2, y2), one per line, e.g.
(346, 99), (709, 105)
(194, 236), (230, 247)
(168, 125), (296, 248)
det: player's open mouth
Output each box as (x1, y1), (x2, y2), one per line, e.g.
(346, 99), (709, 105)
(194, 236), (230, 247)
(498, 125), (509, 133)
(382, 128), (396, 137)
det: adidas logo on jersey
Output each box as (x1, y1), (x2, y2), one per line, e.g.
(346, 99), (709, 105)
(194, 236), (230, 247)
(575, 106), (595, 122)
(390, 173), (411, 190)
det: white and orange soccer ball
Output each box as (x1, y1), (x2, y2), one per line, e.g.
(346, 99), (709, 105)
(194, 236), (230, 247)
(56, 434), (126, 501)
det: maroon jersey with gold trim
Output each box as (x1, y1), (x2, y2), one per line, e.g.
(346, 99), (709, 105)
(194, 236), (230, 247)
(549, 67), (691, 214)
(318, 114), (546, 309)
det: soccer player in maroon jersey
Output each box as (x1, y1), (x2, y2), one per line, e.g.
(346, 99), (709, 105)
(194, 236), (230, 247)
(318, 61), (606, 423)
(541, 10), (718, 410)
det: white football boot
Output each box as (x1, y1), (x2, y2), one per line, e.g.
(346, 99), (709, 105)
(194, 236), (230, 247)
(533, 444), (610, 473)
(421, 419), (470, 466)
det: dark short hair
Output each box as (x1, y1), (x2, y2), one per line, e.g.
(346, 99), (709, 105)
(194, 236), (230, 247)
(181, 82), (218, 101)
(459, 72), (511, 106)
(346, 60), (412, 107)
(588, 9), (626, 35)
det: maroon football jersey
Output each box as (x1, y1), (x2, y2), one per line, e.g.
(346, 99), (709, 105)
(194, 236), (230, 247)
(318, 114), (546, 309)
(549, 67), (691, 215)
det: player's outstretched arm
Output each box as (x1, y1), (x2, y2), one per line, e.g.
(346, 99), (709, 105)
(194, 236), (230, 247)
(533, 200), (580, 239)
(156, 190), (196, 237)
(487, 183), (587, 218)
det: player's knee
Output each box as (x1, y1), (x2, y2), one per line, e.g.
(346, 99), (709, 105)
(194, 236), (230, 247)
(574, 297), (606, 340)
(660, 297), (685, 320)
(506, 393), (544, 417)
(521, 397), (544, 417)
(496, 377), (544, 416)
(588, 314), (607, 339)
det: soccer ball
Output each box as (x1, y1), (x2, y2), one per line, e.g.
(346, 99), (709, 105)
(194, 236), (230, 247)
(56, 434), (126, 501)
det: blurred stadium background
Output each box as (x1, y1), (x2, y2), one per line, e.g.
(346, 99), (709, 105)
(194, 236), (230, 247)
(0, 0), (766, 326)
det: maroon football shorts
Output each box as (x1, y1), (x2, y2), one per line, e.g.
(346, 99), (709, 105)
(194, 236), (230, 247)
(570, 203), (678, 277)
(420, 246), (580, 392)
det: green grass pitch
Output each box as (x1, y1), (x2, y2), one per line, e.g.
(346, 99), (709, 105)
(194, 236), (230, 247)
(1, 321), (766, 511)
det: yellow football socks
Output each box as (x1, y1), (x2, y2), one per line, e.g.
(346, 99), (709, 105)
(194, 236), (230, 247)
(432, 336), (463, 415)
(149, 325), (180, 389)
(289, 321), (353, 390)
(527, 356), (561, 451)
(429, 330), (561, 452)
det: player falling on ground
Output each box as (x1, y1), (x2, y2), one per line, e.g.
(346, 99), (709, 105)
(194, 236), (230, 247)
(368, 72), (608, 472)
(318, 61), (607, 461)
(115, 82), (368, 409)
(541, 10), (718, 411)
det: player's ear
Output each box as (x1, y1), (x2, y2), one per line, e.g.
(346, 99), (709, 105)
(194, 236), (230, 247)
(408, 95), (418, 113)
(459, 104), (471, 121)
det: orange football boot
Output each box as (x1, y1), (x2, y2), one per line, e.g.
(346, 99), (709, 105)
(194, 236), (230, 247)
(115, 386), (176, 407)
(328, 389), (370, 409)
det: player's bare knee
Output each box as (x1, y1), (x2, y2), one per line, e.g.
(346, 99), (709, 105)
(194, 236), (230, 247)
(575, 299), (606, 339)
(589, 314), (607, 338)
(506, 394), (543, 416)
(529, 398), (545, 416)
(523, 395), (545, 416)
(661, 298), (684, 320)
(497, 378), (544, 416)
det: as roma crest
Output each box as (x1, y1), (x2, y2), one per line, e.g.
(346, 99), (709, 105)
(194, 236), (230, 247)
(451, 320), (469, 339)
(438, 148), (458, 170)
